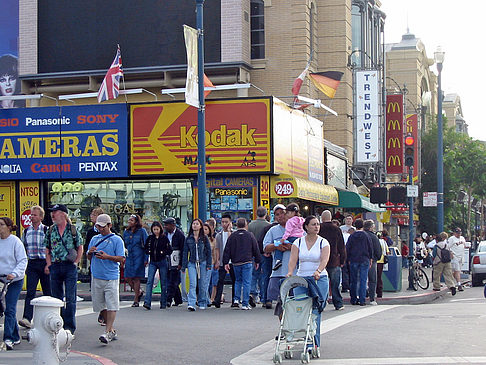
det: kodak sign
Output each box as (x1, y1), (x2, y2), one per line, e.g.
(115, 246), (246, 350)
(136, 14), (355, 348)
(130, 99), (271, 175)
(385, 94), (404, 174)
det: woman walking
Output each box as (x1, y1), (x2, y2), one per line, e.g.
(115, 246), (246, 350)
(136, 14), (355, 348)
(287, 215), (330, 352)
(203, 223), (219, 306)
(181, 219), (212, 311)
(143, 221), (172, 310)
(123, 214), (148, 307)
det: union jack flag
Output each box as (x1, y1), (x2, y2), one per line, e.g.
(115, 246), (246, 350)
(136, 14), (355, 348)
(97, 45), (123, 103)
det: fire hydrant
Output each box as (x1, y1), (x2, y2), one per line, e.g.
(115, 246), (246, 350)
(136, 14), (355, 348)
(27, 296), (75, 364)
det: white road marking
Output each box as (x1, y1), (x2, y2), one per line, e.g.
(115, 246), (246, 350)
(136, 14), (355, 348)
(230, 305), (400, 365)
(309, 357), (486, 364)
(450, 298), (485, 302)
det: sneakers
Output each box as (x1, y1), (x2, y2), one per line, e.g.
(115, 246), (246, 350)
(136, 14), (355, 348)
(450, 287), (457, 296)
(265, 301), (273, 309)
(187, 306), (196, 311)
(143, 303), (151, 310)
(336, 306), (345, 311)
(231, 302), (240, 308)
(370, 301), (378, 306)
(241, 305), (251, 310)
(18, 318), (32, 329)
(249, 295), (256, 308)
(272, 260), (282, 271)
(212, 301), (221, 308)
(4, 339), (20, 350)
(99, 330), (117, 344)
(458, 285), (464, 292)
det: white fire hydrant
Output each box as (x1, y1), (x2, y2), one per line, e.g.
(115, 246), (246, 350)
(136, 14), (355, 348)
(27, 296), (75, 365)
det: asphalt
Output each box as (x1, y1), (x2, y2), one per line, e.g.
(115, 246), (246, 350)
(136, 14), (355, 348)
(1, 267), (470, 364)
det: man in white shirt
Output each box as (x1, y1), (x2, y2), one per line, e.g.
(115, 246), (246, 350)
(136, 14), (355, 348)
(448, 227), (466, 291)
(340, 214), (354, 234)
(214, 214), (235, 308)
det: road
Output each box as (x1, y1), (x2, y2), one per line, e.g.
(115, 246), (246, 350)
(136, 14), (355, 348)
(6, 286), (486, 364)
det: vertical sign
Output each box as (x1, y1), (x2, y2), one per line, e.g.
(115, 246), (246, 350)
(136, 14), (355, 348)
(406, 114), (419, 182)
(260, 175), (270, 212)
(19, 181), (40, 235)
(385, 94), (404, 174)
(356, 70), (379, 162)
(0, 181), (15, 219)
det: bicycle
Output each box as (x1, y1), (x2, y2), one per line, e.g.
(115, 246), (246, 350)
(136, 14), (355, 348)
(409, 257), (429, 290)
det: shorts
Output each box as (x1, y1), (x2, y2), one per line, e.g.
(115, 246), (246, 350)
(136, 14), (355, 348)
(92, 277), (120, 312)
(210, 269), (219, 287)
(451, 257), (463, 272)
(267, 277), (285, 302)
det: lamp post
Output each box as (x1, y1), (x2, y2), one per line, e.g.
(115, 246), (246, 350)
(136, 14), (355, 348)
(196, 0), (207, 221)
(435, 47), (445, 233)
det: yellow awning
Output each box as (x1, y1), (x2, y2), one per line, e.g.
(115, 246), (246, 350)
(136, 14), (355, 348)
(270, 175), (338, 205)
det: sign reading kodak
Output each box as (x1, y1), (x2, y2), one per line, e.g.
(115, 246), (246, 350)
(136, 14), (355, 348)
(130, 99), (271, 175)
(385, 94), (404, 174)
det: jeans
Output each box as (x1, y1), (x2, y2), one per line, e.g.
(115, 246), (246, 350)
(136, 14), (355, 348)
(327, 266), (343, 309)
(145, 260), (168, 308)
(260, 255), (273, 303)
(376, 263), (384, 297)
(215, 264), (235, 305)
(187, 261), (208, 308)
(167, 269), (182, 305)
(201, 264), (213, 302)
(3, 279), (23, 342)
(367, 261), (377, 301)
(349, 261), (369, 305)
(180, 271), (188, 302)
(341, 262), (350, 291)
(293, 275), (329, 348)
(233, 262), (253, 307)
(23, 259), (51, 321)
(49, 262), (78, 333)
(250, 261), (262, 297)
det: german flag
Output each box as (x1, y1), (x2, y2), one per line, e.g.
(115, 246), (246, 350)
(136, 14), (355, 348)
(309, 71), (343, 98)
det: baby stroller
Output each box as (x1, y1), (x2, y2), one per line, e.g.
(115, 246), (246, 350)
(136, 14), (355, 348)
(0, 276), (11, 318)
(273, 276), (319, 364)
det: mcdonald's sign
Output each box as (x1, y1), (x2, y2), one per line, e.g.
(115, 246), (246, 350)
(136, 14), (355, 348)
(385, 94), (404, 174)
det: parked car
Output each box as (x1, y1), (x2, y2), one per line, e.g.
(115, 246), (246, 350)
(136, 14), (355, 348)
(471, 241), (486, 286)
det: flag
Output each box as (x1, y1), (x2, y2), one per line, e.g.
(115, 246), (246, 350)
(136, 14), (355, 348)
(97, 45), (123, 103)
(291, 66), (309, 96)
(204, 74), (214, 98)
(309, 71), (343, 98)
(184, 24), (199, 108)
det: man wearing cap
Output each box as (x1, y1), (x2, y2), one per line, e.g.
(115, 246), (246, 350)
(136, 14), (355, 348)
(164, 217), (186, 307)
(448, 228), (466, 291)
(263, 204), (292, 308)
(45, 204), (83, 334)
(87, 214), (125, 344)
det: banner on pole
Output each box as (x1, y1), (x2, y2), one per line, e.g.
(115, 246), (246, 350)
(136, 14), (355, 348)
(183, 25), (199, 108)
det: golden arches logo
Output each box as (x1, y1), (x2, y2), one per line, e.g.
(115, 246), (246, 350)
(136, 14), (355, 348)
(387, 137), (401, 148)
(387, 120), (401, 131)
(387, 102), (401, 113)
(387, 155), (402, 166)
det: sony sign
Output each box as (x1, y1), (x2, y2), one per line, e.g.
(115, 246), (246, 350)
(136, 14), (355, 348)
(355, 70), (379, 163)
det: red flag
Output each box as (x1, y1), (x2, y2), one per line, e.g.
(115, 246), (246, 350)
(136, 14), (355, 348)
(98, 46), (123, 103)
(292, 66), (309, 96)
(204, 74), (214, 98)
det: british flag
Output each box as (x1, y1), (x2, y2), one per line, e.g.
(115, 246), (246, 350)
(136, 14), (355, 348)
(97, 45), (123, 103)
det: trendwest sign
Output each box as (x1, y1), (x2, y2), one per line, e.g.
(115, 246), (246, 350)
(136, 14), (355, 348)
(385, 94), (404, 174)
(356, 70), (379, 163)
(0, 104), (128, 180)
(130, 99), (271, 175)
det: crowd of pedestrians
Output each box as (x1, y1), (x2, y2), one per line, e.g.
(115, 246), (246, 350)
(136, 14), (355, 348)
(0, 201), (472, 351)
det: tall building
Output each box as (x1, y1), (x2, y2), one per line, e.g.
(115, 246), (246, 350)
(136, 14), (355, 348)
(443, 93), (468, 135)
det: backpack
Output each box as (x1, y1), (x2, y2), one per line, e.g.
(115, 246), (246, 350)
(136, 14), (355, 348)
(437, 244), (451, 263)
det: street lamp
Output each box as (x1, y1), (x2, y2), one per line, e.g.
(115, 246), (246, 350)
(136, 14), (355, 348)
(435, 46), (445, 233)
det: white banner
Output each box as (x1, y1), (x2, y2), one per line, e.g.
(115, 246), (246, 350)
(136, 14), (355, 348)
(183, 25), (199, 108)
(356, 70), (379, 163)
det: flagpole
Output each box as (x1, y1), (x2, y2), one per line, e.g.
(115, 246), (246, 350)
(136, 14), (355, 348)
(196, 0), (207, 222)
(118, 44), (128, 103)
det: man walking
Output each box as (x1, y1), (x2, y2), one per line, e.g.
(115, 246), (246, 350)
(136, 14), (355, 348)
(248, 206), (271, 307)
(319, 210), (346, 310)
(346, 219), (372, 306)
(18, 205), (51, 329)
(363, 220), (382, 305)
(340, 214), (354, 234)
(87, 214), (125, 343)
(164, 217), (186, 307)
(214, 214), (235, 308)
(45, 204), (83, 334)
(448, 227), (466, 291)
(223, 218), (261, 310)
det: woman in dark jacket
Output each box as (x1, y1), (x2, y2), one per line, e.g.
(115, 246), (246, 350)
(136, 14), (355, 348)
(143, 221), (172, 310)
(181, 218), (211, 311)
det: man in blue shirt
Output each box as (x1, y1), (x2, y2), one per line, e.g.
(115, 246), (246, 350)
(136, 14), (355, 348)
(87, 214), (125, 344)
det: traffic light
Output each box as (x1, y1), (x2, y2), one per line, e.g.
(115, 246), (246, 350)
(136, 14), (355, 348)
(389, 186), (407, 204)
(404, 134), (415, 167)
(370, 187), (388, 204)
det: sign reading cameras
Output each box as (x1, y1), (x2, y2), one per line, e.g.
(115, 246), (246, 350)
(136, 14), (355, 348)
(355, 70), (379, 163)
(0, 104), (128, 180)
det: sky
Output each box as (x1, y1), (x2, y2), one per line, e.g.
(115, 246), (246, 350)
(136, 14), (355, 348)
(380, 0), (486, 141)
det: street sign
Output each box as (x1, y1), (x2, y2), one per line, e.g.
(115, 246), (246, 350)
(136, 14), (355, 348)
(423, 192), (437, 207)
(407, 185), (418, 197)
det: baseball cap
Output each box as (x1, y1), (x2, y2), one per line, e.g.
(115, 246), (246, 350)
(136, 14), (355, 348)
(273, 204), (286, 213)
(50, 204), (68, 213)
(454, 227), (462, 233)
(95, 214), (112, 227)
(163, 217), (176, 225)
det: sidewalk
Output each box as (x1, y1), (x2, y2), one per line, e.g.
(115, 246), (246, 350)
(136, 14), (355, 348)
(0, 350), (116, 364)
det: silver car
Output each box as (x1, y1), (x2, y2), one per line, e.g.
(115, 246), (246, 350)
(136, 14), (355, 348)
(471, 241), (486, 286)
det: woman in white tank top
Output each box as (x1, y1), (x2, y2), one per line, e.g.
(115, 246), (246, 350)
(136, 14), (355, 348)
(286, 215), (330, 351)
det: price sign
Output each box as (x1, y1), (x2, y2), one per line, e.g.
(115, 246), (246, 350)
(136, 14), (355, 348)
(274, 182), (294, 196)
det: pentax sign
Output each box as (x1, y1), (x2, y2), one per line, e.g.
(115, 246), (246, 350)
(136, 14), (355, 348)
(0, 104), (128, 180)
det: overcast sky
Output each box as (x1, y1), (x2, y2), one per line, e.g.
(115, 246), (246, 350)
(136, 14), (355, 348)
(380, 0), (486, 141)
